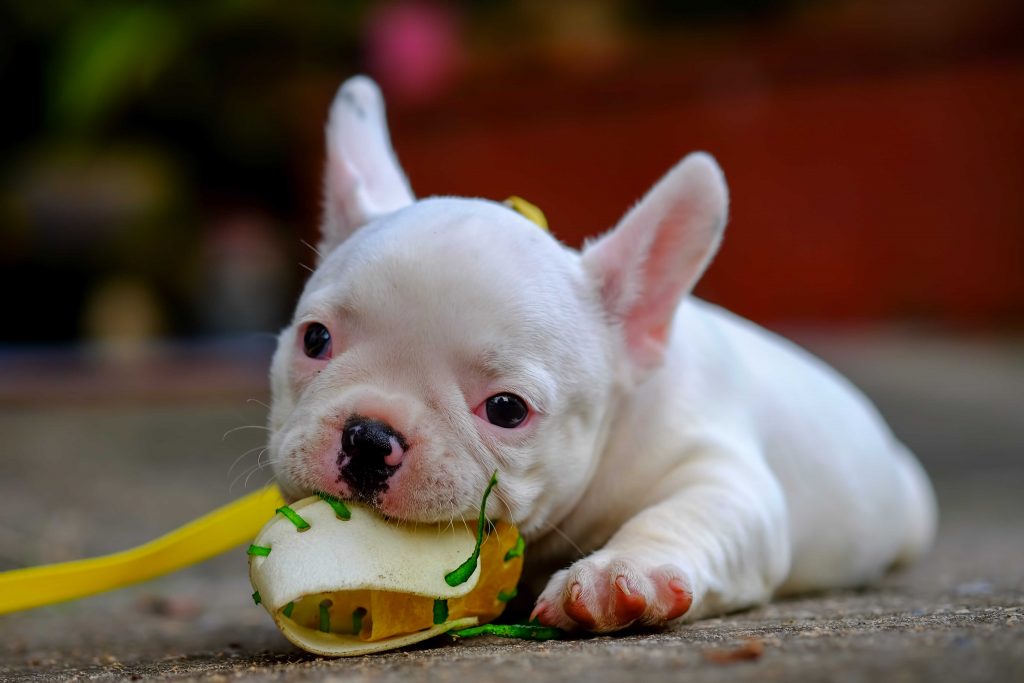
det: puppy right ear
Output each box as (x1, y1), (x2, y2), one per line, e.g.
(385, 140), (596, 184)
(582, 153), (729, 373)
(320, 76), (415, 256)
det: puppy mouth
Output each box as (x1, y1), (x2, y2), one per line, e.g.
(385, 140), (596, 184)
(298, 467), (486, 528)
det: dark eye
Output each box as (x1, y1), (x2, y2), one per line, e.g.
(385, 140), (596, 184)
(302, 322), (332, 359)
(484, 393), (529, 429)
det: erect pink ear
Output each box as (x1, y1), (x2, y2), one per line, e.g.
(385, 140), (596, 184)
(320, 76), (415, 257)
(582, 152), (729, 372)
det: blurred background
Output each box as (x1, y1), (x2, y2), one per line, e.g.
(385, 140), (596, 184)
(3, 0), (1023, 354)
(1, 0), (1023, 575)
(1, 3), (1023, 673)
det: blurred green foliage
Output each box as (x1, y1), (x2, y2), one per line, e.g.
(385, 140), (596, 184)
(51, 5), (180, 131)
(4, 1), (368, 136)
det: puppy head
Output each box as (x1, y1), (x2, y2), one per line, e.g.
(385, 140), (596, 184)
(268, 76), (728, 536)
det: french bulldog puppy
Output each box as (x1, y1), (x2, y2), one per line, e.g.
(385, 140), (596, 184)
(268, 76), (937, 632)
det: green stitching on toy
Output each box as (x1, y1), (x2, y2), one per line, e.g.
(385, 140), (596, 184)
(497, 588), (517, 603)
(451, 623), (563, 640)
(319, 600), (332, 633)
(247, 544), (271, 556)
(445, 471), (498, 587)
(282, 602), (295, 618)
(352, 607), (366, 634)
(504, 535), (525, 561)
(317, 491), (352, 520)
(251, 590), (261, 605)
(276, 505), (311, 531)
(433, 599), (448, 624)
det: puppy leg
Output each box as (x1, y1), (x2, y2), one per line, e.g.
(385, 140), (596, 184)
(533, 452), (790, 632)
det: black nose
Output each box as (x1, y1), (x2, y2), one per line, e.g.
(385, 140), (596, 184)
(337, 416), (407, 500)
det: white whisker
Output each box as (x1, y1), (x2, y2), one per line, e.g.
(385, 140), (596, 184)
(231, 453), (279, 493)
(222, 424), (270, 440)
(443, 500), (458, 536)
(230, 461), (263, 493)
(244, 459), (276, 490)
(300, 239), (324, 260)
(494, 490), (516, 522)
(543, 521), (585, 559)
(227, 445), (267, 479)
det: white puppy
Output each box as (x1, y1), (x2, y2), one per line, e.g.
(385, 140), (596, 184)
(268, 76), (937, 632)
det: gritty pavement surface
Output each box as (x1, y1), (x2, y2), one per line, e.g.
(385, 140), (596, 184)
(0, 333), (1022, 682)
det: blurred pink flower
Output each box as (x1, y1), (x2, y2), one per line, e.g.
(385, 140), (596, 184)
(365, 1), (462, 103)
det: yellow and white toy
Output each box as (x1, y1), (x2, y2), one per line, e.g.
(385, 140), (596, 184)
(247, 474), (545, 656)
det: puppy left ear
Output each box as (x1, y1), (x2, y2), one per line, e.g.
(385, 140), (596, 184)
(320, 76), (415, 256)
(582, 152), (729, 372)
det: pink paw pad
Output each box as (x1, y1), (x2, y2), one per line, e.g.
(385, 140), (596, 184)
(612, 575), (647, 623)
(661, 576), (693, 620)
(563, 582), (597, 630)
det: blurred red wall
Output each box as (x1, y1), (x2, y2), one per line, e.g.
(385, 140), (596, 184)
(274, 0), (1024, 329)
(386, 57), (1024, 327)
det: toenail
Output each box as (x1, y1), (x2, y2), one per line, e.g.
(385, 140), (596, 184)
(668, 578), (688, 593)
(529, 601), (548, 624)
(615, 576), (631, 596)
(570, 582), (582, 602)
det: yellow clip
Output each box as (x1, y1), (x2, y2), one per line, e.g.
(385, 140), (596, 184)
(504, 196), (548, 231)
(0, 485), (285, 614)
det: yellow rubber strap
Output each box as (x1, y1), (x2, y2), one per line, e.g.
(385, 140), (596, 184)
(0, 484), (285, 615)
(504, 196), (548, 231)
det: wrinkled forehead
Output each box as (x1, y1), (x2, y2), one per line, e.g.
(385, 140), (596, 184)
(298, 197), (581, 340)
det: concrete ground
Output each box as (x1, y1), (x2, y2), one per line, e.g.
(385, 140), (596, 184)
(0, 331), (1022, 682)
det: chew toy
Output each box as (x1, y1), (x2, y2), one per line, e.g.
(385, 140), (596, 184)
(248, 475), (528, 656)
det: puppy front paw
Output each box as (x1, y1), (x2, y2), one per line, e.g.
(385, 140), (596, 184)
(531, 557), (693, 632)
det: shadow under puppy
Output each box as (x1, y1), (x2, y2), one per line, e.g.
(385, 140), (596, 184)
(268, 76), (937, 632)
